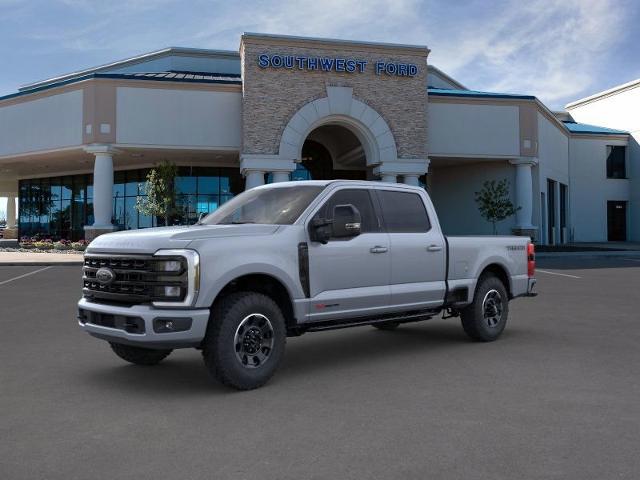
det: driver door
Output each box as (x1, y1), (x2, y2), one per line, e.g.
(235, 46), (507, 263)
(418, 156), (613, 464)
(306, 188), (391, 322)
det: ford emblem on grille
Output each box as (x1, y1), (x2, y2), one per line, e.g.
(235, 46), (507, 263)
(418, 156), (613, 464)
(95, 267), (115, 285)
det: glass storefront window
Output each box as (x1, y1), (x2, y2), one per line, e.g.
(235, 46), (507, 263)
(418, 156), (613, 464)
(18, 166), (243, 240)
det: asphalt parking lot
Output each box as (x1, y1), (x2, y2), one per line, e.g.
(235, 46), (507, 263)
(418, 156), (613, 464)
(1, 257), (639, 479)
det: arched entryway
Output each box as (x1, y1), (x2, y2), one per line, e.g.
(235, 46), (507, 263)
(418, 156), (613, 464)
(299, 124), (369, 181)
(241, 86), (428, 189)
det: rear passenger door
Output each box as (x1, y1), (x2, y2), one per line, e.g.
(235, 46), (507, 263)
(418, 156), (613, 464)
(375, 189), (446, 310)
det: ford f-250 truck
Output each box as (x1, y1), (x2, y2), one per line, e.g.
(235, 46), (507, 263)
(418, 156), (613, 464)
(78, 180), (536, 390)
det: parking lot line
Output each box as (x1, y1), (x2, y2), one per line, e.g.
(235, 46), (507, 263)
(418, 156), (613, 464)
(0, 266), (52, 286)
(536, 269), (581, 279)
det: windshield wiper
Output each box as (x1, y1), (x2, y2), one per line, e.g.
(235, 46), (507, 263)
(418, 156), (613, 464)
(230, 220), (256, 224)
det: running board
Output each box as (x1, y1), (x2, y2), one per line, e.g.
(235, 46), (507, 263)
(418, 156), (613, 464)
(303, 309), (439, 333)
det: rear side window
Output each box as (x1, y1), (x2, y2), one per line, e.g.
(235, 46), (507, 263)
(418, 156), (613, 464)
(314, 189), (380, 233)
(377, 190), (431, 233)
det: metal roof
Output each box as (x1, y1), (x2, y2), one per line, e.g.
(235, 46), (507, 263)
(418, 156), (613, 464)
(111, 71), (241, 82)
(562, 121), (628, 135)
(19, 47), (240, 92)
(428, 87), (535, 100)
(0, 71), (242, 103)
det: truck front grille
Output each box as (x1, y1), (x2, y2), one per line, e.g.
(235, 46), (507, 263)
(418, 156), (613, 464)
(83, 254), (187, 306)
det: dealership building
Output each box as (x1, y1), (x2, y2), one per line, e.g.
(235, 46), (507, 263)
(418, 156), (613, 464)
(0, 33), (636, 243)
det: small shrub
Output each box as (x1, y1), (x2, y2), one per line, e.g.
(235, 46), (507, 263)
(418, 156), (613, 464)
(53, 241), (71, 250)
(70, 241), (87, 251)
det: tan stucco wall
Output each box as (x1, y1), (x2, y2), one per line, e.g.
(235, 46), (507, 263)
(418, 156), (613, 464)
(240, 35), (429, 160)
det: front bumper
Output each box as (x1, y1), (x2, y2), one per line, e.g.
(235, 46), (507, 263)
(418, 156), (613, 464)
(77, 298), (211, 349)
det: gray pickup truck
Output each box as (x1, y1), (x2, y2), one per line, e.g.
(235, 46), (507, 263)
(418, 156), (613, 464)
(78, 180), (536, 390)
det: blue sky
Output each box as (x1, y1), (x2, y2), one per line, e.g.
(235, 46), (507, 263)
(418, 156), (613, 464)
(1, 0), (639, 217)
(1, 0), (639, 108)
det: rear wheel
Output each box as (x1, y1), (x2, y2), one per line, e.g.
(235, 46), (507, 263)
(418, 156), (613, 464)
(202, 292), (286, 390)
(109, 343), (172, 365)
(460, 274), (509, 342)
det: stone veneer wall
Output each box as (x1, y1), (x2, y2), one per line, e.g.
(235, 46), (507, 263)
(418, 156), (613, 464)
(240, 36), (429, 160)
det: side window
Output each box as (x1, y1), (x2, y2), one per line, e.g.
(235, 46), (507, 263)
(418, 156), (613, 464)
(314, 189), (380, 233)
(606, 145), (626, 179)
(377, 190), (431, 233)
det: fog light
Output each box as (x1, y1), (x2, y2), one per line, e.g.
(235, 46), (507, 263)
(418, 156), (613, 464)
(163, 286), (181, 297)
(157, 260), (182, 272)
(153, 317), (193, 333)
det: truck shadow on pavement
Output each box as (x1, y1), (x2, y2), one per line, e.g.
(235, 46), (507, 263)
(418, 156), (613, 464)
(79, 320), (532, 394)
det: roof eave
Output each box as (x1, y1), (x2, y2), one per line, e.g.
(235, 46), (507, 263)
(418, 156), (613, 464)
(565, 78), (640, 109)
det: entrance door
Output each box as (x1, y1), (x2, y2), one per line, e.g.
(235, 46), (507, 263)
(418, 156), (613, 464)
(306, 188), (391, 322)
(607, 201), (627, 241)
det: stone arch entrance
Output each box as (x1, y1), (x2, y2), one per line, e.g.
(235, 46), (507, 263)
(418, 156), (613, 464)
(300, 124), (368, 181)
(278, 86), (398, 171)
(240, 85), (429, 189)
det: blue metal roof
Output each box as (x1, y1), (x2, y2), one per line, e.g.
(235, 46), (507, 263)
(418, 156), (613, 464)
(0, 71), (242, 102)
(428, 87), (535, 100)
(562, 121), (628, 135)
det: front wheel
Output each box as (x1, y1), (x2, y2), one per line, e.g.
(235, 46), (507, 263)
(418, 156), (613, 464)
(202, 292), (286, 390)
(460, 275), (509, 342)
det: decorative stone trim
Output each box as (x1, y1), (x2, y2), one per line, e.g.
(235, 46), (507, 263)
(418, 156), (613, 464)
(373, 158), (430, 177)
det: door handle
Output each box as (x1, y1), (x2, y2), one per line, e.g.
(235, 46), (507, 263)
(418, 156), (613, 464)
(427, 245), (443, 252)
(370, 246), (388, 254)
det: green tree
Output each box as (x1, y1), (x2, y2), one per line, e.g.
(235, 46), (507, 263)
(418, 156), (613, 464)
(474, 179), (520, 235)
(135, 161), (178, 226)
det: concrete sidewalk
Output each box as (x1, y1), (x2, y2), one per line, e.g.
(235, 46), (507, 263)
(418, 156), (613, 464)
(0, 251), (84, 266)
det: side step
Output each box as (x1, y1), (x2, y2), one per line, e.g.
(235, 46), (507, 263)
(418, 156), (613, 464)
(304, 309), (439, 333)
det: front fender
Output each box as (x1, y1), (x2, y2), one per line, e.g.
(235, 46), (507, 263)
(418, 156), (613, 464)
(195, 262), (303, 309)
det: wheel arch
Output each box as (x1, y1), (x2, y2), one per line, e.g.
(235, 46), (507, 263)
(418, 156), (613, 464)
(211, 273), (297, 330)
(479, 263), (512, 298)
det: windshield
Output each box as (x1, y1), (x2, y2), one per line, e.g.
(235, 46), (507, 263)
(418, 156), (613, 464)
(201, 185), (325, 225)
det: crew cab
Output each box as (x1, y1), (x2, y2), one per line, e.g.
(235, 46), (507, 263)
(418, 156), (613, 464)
(78, 180), (536, 390)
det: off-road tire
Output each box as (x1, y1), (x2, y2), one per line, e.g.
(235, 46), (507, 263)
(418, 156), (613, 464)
(202, 292), (286, 390)
(109, 343), (173, 365)
(460, 274), (509, 342)
(373, 321), (400, 331)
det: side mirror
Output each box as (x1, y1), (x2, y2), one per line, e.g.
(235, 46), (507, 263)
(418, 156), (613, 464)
(331, 204), (361, 238)
(310, 217), (332, 244)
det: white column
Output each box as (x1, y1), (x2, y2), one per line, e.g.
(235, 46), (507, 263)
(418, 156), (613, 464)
(84, 145), (117, 231)
(240, 154), (295, 191)
(6, 195), (16, 229)
(509, 158), (537, 229)
(381, 174), (397, 183)
(244, 170), (265, 190)
(271, 171), (290, 183)
(403, 174), (420, 187)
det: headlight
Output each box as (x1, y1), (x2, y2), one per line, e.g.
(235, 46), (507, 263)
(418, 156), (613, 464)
(152, 249), (200, 308)
(156, 259), (183, 273)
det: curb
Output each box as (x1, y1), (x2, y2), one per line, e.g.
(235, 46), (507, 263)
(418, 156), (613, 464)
(537, 251), (640, 258)
(0, 261), (83, 266)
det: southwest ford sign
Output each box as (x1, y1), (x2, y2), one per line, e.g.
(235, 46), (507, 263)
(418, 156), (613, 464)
(257, 54), (418, 77)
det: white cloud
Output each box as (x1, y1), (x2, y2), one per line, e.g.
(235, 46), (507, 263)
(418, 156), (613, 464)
(5, 0), (635, 109)
(424, 0), (630, 107)
(186, 0), (632, 107)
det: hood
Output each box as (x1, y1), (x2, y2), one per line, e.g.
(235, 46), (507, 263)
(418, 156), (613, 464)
(86, 224), (281, 254)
